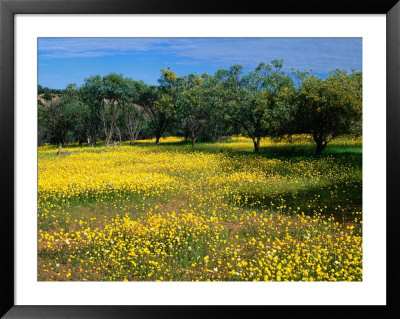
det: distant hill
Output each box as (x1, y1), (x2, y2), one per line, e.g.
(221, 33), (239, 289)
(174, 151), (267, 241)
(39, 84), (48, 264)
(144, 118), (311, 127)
(38, 93), (60, 105)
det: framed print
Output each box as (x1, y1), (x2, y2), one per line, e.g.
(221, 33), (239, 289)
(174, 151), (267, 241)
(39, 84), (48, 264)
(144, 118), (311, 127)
(1, 0), (399, 318)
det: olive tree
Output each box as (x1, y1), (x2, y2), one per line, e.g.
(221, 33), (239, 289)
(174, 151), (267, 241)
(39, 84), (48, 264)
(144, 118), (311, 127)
(101, 73), (131, 147)
(121, 79), (146, 145)
(79, 75), (104, 146)
(142, 68), (182, 144)
(294, 70), (362, 155)
(38, 99), (73, 147)
(231, 60), (294, 153)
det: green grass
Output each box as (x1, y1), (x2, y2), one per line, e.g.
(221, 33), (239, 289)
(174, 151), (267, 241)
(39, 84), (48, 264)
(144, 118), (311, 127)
(37, 136), (362, 281)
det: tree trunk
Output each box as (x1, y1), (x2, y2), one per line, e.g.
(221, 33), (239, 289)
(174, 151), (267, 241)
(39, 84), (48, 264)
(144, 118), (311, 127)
(134, 130), (141, 144)
(314, 135), (327, 155)
(105, 130), (112, 147)
(253, 141), (259, 153)
(191, 136), (196, 147)
(155, 136), (160, 144)
(315, 141), (327, 155)
(253, 137), (261, 153)
(217, 136), (221, 143)
(106, 136), (113, 148)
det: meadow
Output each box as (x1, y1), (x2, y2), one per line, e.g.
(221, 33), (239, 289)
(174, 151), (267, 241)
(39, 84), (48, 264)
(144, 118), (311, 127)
(38, 135), (362, 281)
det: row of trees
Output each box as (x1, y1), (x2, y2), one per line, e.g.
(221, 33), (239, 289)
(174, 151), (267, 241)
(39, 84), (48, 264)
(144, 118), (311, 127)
(38, 84), (64, 101)
(38, 60), (362, 155)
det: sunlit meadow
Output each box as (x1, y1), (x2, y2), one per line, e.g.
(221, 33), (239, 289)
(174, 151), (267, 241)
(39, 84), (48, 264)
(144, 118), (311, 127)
(38, 136), (362, 281)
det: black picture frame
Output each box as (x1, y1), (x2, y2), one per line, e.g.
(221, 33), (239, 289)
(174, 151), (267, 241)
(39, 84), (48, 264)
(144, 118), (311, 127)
(1, 0), (399, 318)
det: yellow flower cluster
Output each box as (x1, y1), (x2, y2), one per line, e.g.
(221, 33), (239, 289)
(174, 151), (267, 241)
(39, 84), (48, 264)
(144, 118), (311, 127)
(38, 136), (362, 281)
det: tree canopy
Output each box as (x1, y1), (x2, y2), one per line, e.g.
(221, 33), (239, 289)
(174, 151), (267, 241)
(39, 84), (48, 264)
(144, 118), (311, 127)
(38, 61), (362, 155)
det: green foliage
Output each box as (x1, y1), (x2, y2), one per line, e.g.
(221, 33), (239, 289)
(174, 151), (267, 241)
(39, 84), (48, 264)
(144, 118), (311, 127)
(38, 84), (44, 95)
(175, 73), (212, 146)
(38, 99), (73, 146)
(227, 61), (295, 152)
(37, 63), (362, 155)
(140, 68), (183, 144)
(43, 90), (53, 101)
(293, 70), (362, 155)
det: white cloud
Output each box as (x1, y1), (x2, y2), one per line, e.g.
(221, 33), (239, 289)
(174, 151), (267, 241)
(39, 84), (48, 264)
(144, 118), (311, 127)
(38, 38), (362, 73)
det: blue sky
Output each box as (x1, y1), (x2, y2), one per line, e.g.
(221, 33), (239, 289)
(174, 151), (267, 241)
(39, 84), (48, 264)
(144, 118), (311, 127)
(38, 38), (362, 89)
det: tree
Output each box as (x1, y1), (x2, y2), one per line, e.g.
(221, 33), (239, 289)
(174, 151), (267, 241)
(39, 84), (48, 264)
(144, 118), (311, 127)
(121, 79), (145, 145)
(294, 70), (362, 155)
(65, 101), (91, 145)
(38, 84), (45, 95)
(176, 73), (211, 147)
(137, 85), (161, 143)
(142, 68), (182, 144)
(63, 83), (79, 104)
(43, 90), (53, 102)
(230, 60), (294, 153)
(213, 65), (245, 139)
(101, 73), (130, 147)
(38, 99), (73, 147)
(124, 104), (144, 144)
(38, 101), (49, 145)
(80, 75), (104, 146)
(55, 84), (88, 145)
(204, 69), (237, 142)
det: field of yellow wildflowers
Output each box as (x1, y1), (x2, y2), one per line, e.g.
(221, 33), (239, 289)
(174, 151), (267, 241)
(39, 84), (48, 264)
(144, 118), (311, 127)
(38, 136), (362, 281)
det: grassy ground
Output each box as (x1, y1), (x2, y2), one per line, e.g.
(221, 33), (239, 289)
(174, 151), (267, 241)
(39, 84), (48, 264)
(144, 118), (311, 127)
(38, 135), (362, 281)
